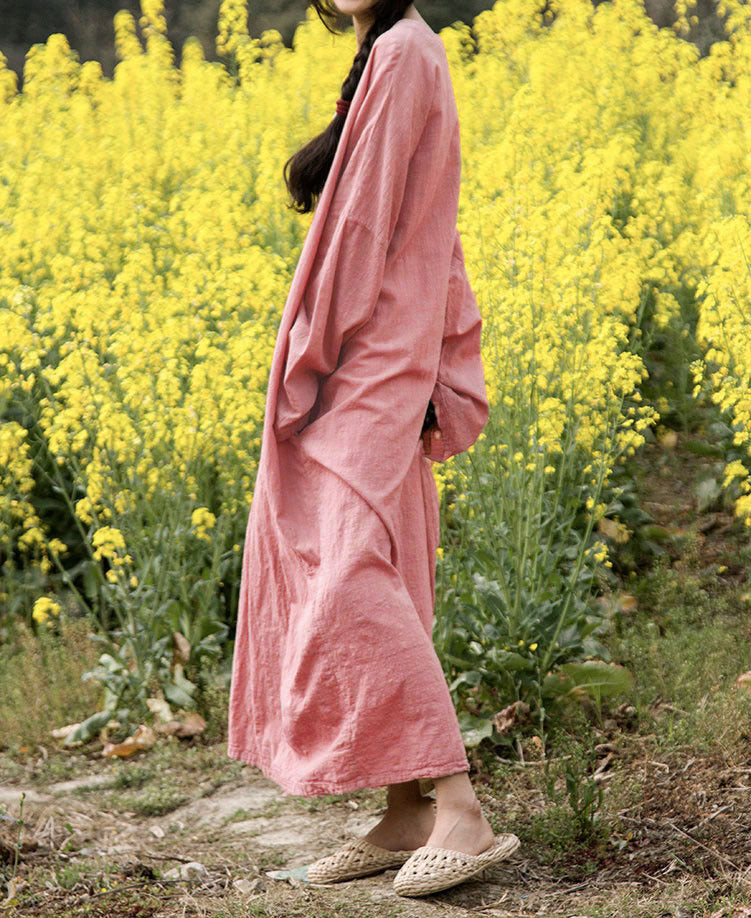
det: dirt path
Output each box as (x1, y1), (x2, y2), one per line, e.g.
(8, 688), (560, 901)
(5, 738), (751, 918)
(2, 758), (531, 916)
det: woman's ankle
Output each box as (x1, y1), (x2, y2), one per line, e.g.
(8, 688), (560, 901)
(363, 796), (435, 851)
(385, 778), (428, 810)
(382, 794), (435, 826)
(432, 770), (478, 810)
(427, 796), (494, 854)
(436, 795), (483, 820)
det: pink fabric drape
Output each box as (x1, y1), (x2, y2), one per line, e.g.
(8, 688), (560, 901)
(227, 18), (489, 796)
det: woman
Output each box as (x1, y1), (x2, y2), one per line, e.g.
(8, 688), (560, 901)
(227, 0), (520, 897)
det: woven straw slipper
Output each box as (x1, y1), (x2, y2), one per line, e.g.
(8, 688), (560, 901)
(392, 833), (520, 897)
(306, 837), (416, 884)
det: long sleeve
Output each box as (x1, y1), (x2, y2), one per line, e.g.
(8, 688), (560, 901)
(273, 32), (439, 441)
(423, 231), (489, 463)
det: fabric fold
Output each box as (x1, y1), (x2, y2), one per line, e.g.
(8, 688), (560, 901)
(424, 231), (489, 462)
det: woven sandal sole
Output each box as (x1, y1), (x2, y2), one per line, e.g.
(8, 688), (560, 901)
(307, 838), (416, 885)
(393, 833), (520, 897)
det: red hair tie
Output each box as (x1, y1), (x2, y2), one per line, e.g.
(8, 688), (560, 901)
(336, 97), (350, 116)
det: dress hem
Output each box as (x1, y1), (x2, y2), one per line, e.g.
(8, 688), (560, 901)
(226, 743), (470, 797)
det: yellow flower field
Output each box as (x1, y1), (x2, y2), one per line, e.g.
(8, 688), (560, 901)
(1, 0), (750, 633)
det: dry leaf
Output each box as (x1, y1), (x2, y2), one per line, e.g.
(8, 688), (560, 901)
(234, 877), (265, 895)
(617, 592), (638, 613)
(598, 518), (631, 544)
(174, 712), (207, 737)
(736, 672), (751, 692)
(102, 724), (157, 757)
(658, 430), (678, 448)
(155, 719), (184, 735)
(1, 876), (27, 908)
(163, 861), (207, 881)
(493, 701), (531, 735)
(154, 713), (206, 737)
(102, 738), (142, 757)
(146, 696), (174, 723)
(50, 722), (81, 740)
(172, 631), (191, 666)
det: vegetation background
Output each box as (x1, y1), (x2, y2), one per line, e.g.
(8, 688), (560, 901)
(2, 0), (751, 914)
(0, 0), (720, 88)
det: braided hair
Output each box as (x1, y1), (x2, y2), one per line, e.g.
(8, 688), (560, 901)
(283, 1), (413, 214)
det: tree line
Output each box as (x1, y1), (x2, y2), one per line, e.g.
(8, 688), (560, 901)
(0, 0), (498, 87)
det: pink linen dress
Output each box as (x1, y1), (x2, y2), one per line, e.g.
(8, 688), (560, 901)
(226, 17), (489, 796)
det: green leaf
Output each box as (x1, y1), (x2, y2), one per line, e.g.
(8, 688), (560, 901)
(163, 681), (195, 709)
(541, 670), (576, 698)
(63, 709), (115, 746)
(489, 650), (532, 671)
(82, 563), (100, 602)
(546, 660), (633, 700)
(164, 662), (198, 709)
(685, 438), (724, 457)
(706, 421), (734, 440)
(448, 670), (483, 692)
(457, 714), (494, 749)
(695, 477), (721, 512)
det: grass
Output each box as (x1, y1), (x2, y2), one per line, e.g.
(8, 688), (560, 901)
(610, 547), (751, 760)
(65, 740), (246, 816)
(0, 614), (101, 756)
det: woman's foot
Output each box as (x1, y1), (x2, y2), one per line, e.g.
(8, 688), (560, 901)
(426, 771), (495, 855)
(362, 780), (436, 851)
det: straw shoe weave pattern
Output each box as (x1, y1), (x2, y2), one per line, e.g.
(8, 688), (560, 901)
(306, 838), (415, 884)
(393, 833), (520, 896)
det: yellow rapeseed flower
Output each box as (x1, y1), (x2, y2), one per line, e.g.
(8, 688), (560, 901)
(1, 0), (751, 605)
(32, 597), (62, 624)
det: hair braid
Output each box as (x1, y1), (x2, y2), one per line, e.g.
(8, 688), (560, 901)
(283, 1), (413, 214)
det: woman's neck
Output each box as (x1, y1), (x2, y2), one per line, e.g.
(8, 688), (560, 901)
(353, 4), (422, 50)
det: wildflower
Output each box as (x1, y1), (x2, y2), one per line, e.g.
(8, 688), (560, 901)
(191, 506), (217, 542)
(92, 526), (126, 561)
(32, 597), (62, 624)
(191, 507), (216, 529)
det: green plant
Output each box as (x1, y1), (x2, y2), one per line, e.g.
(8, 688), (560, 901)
(543, 729), (606, 845)
(11, 792), (24, 883)
(434, 391), (635, 749)
(4, 358), (237, 745)
(64, 540), (230, 744)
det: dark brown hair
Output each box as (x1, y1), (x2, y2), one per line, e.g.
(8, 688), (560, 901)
(283, 1), (413, 214)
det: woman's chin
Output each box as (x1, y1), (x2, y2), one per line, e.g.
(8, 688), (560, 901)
(332, 1), (378, 16)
